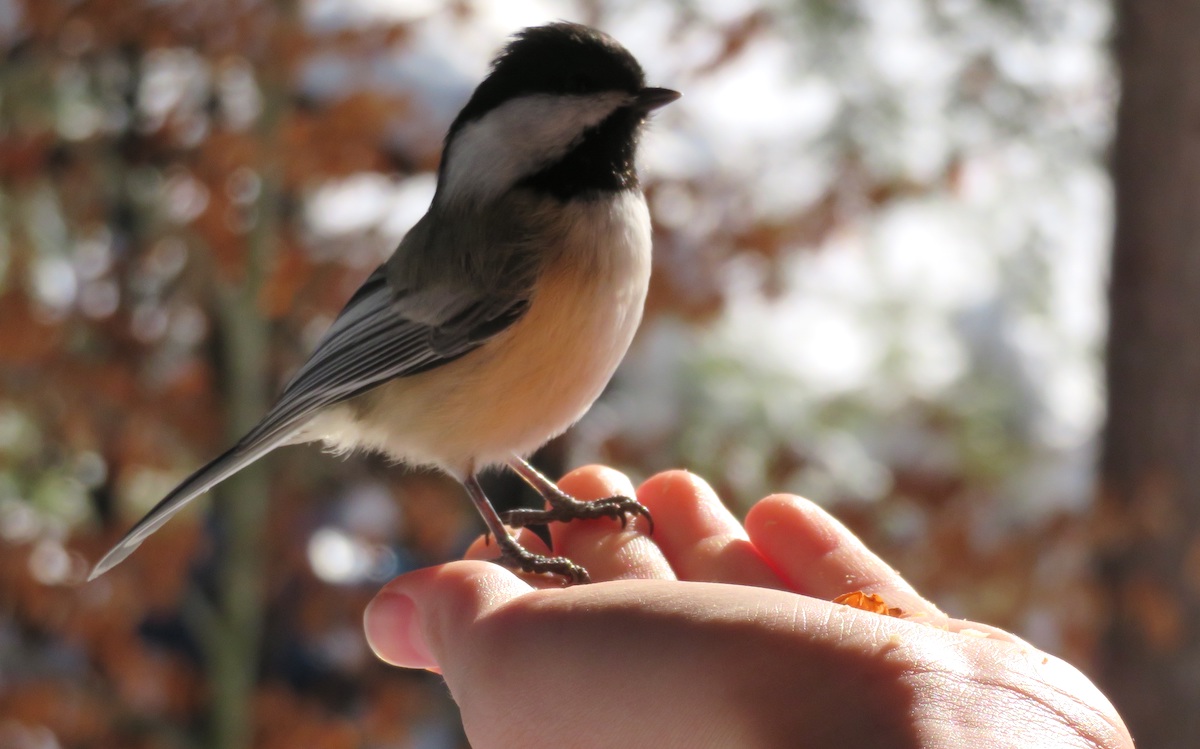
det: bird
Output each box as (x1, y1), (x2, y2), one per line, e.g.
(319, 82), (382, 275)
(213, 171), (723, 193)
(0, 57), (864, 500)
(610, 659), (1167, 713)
(89, 22), (679, 585)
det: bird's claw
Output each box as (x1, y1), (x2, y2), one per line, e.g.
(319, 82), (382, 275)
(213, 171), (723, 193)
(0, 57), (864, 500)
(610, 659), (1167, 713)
(501, 493), (654, 534)
(494, 545), (590, 585)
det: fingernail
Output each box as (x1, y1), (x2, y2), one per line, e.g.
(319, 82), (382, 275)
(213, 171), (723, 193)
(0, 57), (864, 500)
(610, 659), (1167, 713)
(364, 592), (436, 670)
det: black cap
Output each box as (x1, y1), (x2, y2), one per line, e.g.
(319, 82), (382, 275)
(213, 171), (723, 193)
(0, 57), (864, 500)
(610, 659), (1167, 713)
(449, 23), (647, 133)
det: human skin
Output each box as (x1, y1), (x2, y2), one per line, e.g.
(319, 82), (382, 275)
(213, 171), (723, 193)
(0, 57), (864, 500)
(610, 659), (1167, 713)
(363, 466), (1133, 749)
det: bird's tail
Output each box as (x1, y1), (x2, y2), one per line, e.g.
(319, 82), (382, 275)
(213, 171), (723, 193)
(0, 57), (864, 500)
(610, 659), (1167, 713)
(87, 426), (297, 581)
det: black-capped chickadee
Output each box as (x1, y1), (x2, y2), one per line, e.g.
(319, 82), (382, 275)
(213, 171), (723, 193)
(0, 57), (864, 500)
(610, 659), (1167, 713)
(90, 22), (679, 585)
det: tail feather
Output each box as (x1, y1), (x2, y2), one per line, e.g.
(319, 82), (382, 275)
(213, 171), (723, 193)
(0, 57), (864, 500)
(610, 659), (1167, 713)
(87, 428), (296, 581)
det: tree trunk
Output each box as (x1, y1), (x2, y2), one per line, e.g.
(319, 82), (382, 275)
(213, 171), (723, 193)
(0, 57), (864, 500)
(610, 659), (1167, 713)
(1098, 2), (1200, 747)
(194, 5), (291, 746)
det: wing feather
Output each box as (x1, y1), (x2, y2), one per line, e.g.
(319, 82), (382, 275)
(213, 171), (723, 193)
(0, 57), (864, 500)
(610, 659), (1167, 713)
(91, 258), (532, 579)
(268, 200), (542, 435)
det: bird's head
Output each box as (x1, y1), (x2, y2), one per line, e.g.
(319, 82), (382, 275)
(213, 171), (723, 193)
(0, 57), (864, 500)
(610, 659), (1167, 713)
(436, 22), (679, 204)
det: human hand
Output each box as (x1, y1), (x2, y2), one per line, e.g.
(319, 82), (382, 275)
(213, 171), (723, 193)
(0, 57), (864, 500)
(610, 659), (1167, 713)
(364, 467), (1132, 749)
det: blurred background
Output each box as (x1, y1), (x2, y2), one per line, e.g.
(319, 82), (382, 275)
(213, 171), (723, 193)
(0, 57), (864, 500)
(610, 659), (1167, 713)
(0, 0), (1195, 747)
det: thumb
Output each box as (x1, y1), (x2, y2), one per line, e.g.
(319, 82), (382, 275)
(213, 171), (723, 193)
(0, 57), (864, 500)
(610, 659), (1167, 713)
(364, 560), (532, 672)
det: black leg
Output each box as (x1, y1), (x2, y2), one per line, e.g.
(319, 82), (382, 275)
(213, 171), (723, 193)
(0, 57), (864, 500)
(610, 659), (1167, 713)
(463, 474), (589, 585)
(503, 457), (654, 533)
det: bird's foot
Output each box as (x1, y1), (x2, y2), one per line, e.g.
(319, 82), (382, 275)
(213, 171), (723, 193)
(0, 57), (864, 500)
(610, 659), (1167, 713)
(502, 492), (654, 533)
(493, 541), (590, 585)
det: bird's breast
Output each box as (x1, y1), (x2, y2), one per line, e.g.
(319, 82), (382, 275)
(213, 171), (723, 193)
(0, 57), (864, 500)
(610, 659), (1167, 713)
(341, 190), (653, 475)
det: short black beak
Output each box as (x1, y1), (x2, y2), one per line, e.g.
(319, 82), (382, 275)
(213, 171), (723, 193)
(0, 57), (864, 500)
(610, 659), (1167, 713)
(634, 87), (682, 113)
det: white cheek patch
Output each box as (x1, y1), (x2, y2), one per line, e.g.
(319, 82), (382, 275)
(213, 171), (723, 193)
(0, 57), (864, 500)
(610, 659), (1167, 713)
(441, 92), (629, 202)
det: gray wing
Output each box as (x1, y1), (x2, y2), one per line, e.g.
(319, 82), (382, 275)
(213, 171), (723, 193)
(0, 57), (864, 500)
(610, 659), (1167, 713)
(90, 263), (530, 580)
(255, 265), (529, 437)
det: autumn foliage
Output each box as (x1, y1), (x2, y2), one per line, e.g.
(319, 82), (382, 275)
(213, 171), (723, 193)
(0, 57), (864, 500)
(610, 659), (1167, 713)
(0, 1), (1134, 748)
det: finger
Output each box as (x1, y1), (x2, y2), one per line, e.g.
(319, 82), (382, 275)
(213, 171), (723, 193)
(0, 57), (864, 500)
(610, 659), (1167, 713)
(942, 618), (1032, 647)
(636, 470), (785, 588)
(364, 560), (531, 671)
(745, 494), (944, 618)
(549, 465), (674, 582)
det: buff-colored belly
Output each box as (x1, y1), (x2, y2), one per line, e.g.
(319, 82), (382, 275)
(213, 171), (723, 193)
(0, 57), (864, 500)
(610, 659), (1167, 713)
(307, 194), (652, 477)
